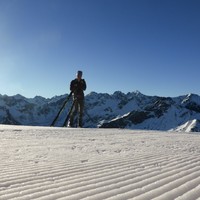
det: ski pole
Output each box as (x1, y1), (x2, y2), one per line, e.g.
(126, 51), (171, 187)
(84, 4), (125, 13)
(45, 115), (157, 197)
(51, 91), (73, 126)
(63, 99), (76, 127)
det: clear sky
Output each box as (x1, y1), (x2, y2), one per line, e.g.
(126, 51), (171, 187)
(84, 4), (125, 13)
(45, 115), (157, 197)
(0, 0), (200, 98)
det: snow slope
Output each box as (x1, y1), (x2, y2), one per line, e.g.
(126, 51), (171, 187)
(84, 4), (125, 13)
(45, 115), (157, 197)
(1, 125), (200, 199)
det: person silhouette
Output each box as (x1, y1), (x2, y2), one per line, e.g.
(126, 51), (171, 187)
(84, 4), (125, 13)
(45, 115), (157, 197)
(69, 70), (86, 127)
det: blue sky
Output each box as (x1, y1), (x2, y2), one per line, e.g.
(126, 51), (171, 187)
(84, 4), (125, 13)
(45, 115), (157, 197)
(0, 0), (200, 98)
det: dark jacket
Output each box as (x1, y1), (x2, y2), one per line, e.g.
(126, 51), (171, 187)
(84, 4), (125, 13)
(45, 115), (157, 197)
(70, 79), (86, 100)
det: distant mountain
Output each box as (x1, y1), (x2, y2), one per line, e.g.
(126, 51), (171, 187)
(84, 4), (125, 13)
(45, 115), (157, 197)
(0, 91), (200, 132)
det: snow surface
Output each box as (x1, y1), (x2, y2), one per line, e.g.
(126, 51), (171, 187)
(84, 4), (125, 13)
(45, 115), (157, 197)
(1, 125), (200, 199)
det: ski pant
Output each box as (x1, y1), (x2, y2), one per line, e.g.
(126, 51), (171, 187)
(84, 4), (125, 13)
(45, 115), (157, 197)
(69, 99), (84, 127)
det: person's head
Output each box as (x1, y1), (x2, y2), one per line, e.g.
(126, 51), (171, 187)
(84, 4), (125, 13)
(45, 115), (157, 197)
(76, 70), (83, 81)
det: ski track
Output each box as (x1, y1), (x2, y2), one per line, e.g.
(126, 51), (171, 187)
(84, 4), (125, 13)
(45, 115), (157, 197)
(0, 125), (200, 199)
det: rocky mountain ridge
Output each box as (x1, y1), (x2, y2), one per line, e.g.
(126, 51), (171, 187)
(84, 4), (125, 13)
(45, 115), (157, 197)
(0, 91), (200, 132)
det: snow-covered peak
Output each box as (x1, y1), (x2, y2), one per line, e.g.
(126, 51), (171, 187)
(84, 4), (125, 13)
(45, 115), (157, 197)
(0, 91), (200, 132)
(172, 119), (200, 132)
(28, 95), (48, 105)
(181, 93), (200, 104)
(13, 94), (26, 100)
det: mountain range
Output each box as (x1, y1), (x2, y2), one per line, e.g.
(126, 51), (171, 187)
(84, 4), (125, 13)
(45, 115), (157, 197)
(0, 91), (200, 132)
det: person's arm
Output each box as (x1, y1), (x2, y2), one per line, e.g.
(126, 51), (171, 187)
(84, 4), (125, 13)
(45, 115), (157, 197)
(81, 79), (86, 91)
(70, 80), (77, 92)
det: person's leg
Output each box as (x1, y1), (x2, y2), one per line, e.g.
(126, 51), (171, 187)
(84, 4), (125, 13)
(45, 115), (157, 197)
(78, 100), (84, 127)
(69, 100), (78, 127)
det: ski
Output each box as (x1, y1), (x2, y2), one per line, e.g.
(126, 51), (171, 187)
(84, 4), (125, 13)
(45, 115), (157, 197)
(50, 91), (73, 126)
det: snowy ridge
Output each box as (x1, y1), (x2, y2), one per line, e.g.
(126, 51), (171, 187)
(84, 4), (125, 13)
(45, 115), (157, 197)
(173, 119), (200, 132)
(0, 125), (200, 199)
(1, 91), (200, 132)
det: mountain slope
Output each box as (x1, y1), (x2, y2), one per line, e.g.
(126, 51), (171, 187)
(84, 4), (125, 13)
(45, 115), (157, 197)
(0, 92), (200, 132)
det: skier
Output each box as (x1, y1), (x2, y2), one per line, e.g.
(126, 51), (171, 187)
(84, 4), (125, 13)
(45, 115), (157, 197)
(69, 70), (87, 127)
